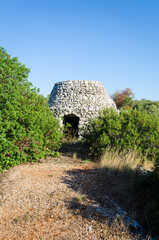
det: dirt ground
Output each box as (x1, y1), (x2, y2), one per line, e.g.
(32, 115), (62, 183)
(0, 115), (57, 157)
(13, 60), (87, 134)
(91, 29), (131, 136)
(0, 152), (143, 240)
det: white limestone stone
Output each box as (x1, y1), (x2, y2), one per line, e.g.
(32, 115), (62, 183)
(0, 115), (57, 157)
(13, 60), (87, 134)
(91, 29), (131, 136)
(49, 80), (116, 135)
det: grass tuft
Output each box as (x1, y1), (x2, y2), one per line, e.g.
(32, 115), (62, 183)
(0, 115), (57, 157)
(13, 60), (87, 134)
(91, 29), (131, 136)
(99, 148), (154, 176)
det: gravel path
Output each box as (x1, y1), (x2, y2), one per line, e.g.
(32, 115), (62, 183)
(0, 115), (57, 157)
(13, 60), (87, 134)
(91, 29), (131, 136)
(0, 155), (141, 240)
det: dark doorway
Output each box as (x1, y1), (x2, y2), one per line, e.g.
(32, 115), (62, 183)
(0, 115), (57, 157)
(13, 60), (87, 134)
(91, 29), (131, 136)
(63, 114), (79, 138)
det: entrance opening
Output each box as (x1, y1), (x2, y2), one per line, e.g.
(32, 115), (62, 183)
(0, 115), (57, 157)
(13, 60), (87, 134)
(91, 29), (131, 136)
(63, 114), (79, 138)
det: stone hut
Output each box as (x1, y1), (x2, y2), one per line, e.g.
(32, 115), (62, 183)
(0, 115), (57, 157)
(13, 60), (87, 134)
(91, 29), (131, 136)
(49, 80), (116, 137)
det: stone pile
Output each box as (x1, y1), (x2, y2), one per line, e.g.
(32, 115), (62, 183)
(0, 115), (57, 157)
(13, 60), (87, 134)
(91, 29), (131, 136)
(49, 80), (116, 135)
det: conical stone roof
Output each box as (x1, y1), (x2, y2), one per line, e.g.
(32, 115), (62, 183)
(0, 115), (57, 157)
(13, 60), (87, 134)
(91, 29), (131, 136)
(49, 80), (116, 135)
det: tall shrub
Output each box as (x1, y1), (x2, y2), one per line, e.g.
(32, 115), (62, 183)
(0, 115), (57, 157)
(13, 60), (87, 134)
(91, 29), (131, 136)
(0, 47), (62, 171)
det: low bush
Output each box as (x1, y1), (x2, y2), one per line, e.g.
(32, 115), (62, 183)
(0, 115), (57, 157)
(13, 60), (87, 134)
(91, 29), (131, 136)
(82, 108), (159, 171)
(0, 47), (62, 171)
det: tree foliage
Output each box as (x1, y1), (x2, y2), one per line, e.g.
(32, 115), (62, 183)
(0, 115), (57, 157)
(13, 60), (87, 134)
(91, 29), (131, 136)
(133, 99), (159, 117)
(111, 88), (134, 109)
(0, 47), (62, 171)
(112, 88), (159, 117)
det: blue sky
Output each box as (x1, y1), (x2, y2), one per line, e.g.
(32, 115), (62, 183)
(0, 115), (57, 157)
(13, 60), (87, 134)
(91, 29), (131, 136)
(1, 0), (159, 100)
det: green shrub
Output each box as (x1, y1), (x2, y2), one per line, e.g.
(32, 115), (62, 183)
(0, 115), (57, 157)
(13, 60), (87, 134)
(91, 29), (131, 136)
(82, 108), (121, 157)
(0, 47), (62, 171)
(133, 99), (159, 117)
(82, 108), (159, 168)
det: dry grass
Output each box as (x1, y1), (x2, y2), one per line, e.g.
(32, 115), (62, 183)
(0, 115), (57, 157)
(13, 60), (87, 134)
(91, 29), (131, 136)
(99, 148), (154, 175)
(73, 152), (77, 160)
(98, 147), (156, 237)
(142, 158), (155, 171)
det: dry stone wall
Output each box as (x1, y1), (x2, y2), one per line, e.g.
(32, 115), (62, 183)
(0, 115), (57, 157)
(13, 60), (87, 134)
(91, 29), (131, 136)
(49, 80), (116, 135)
